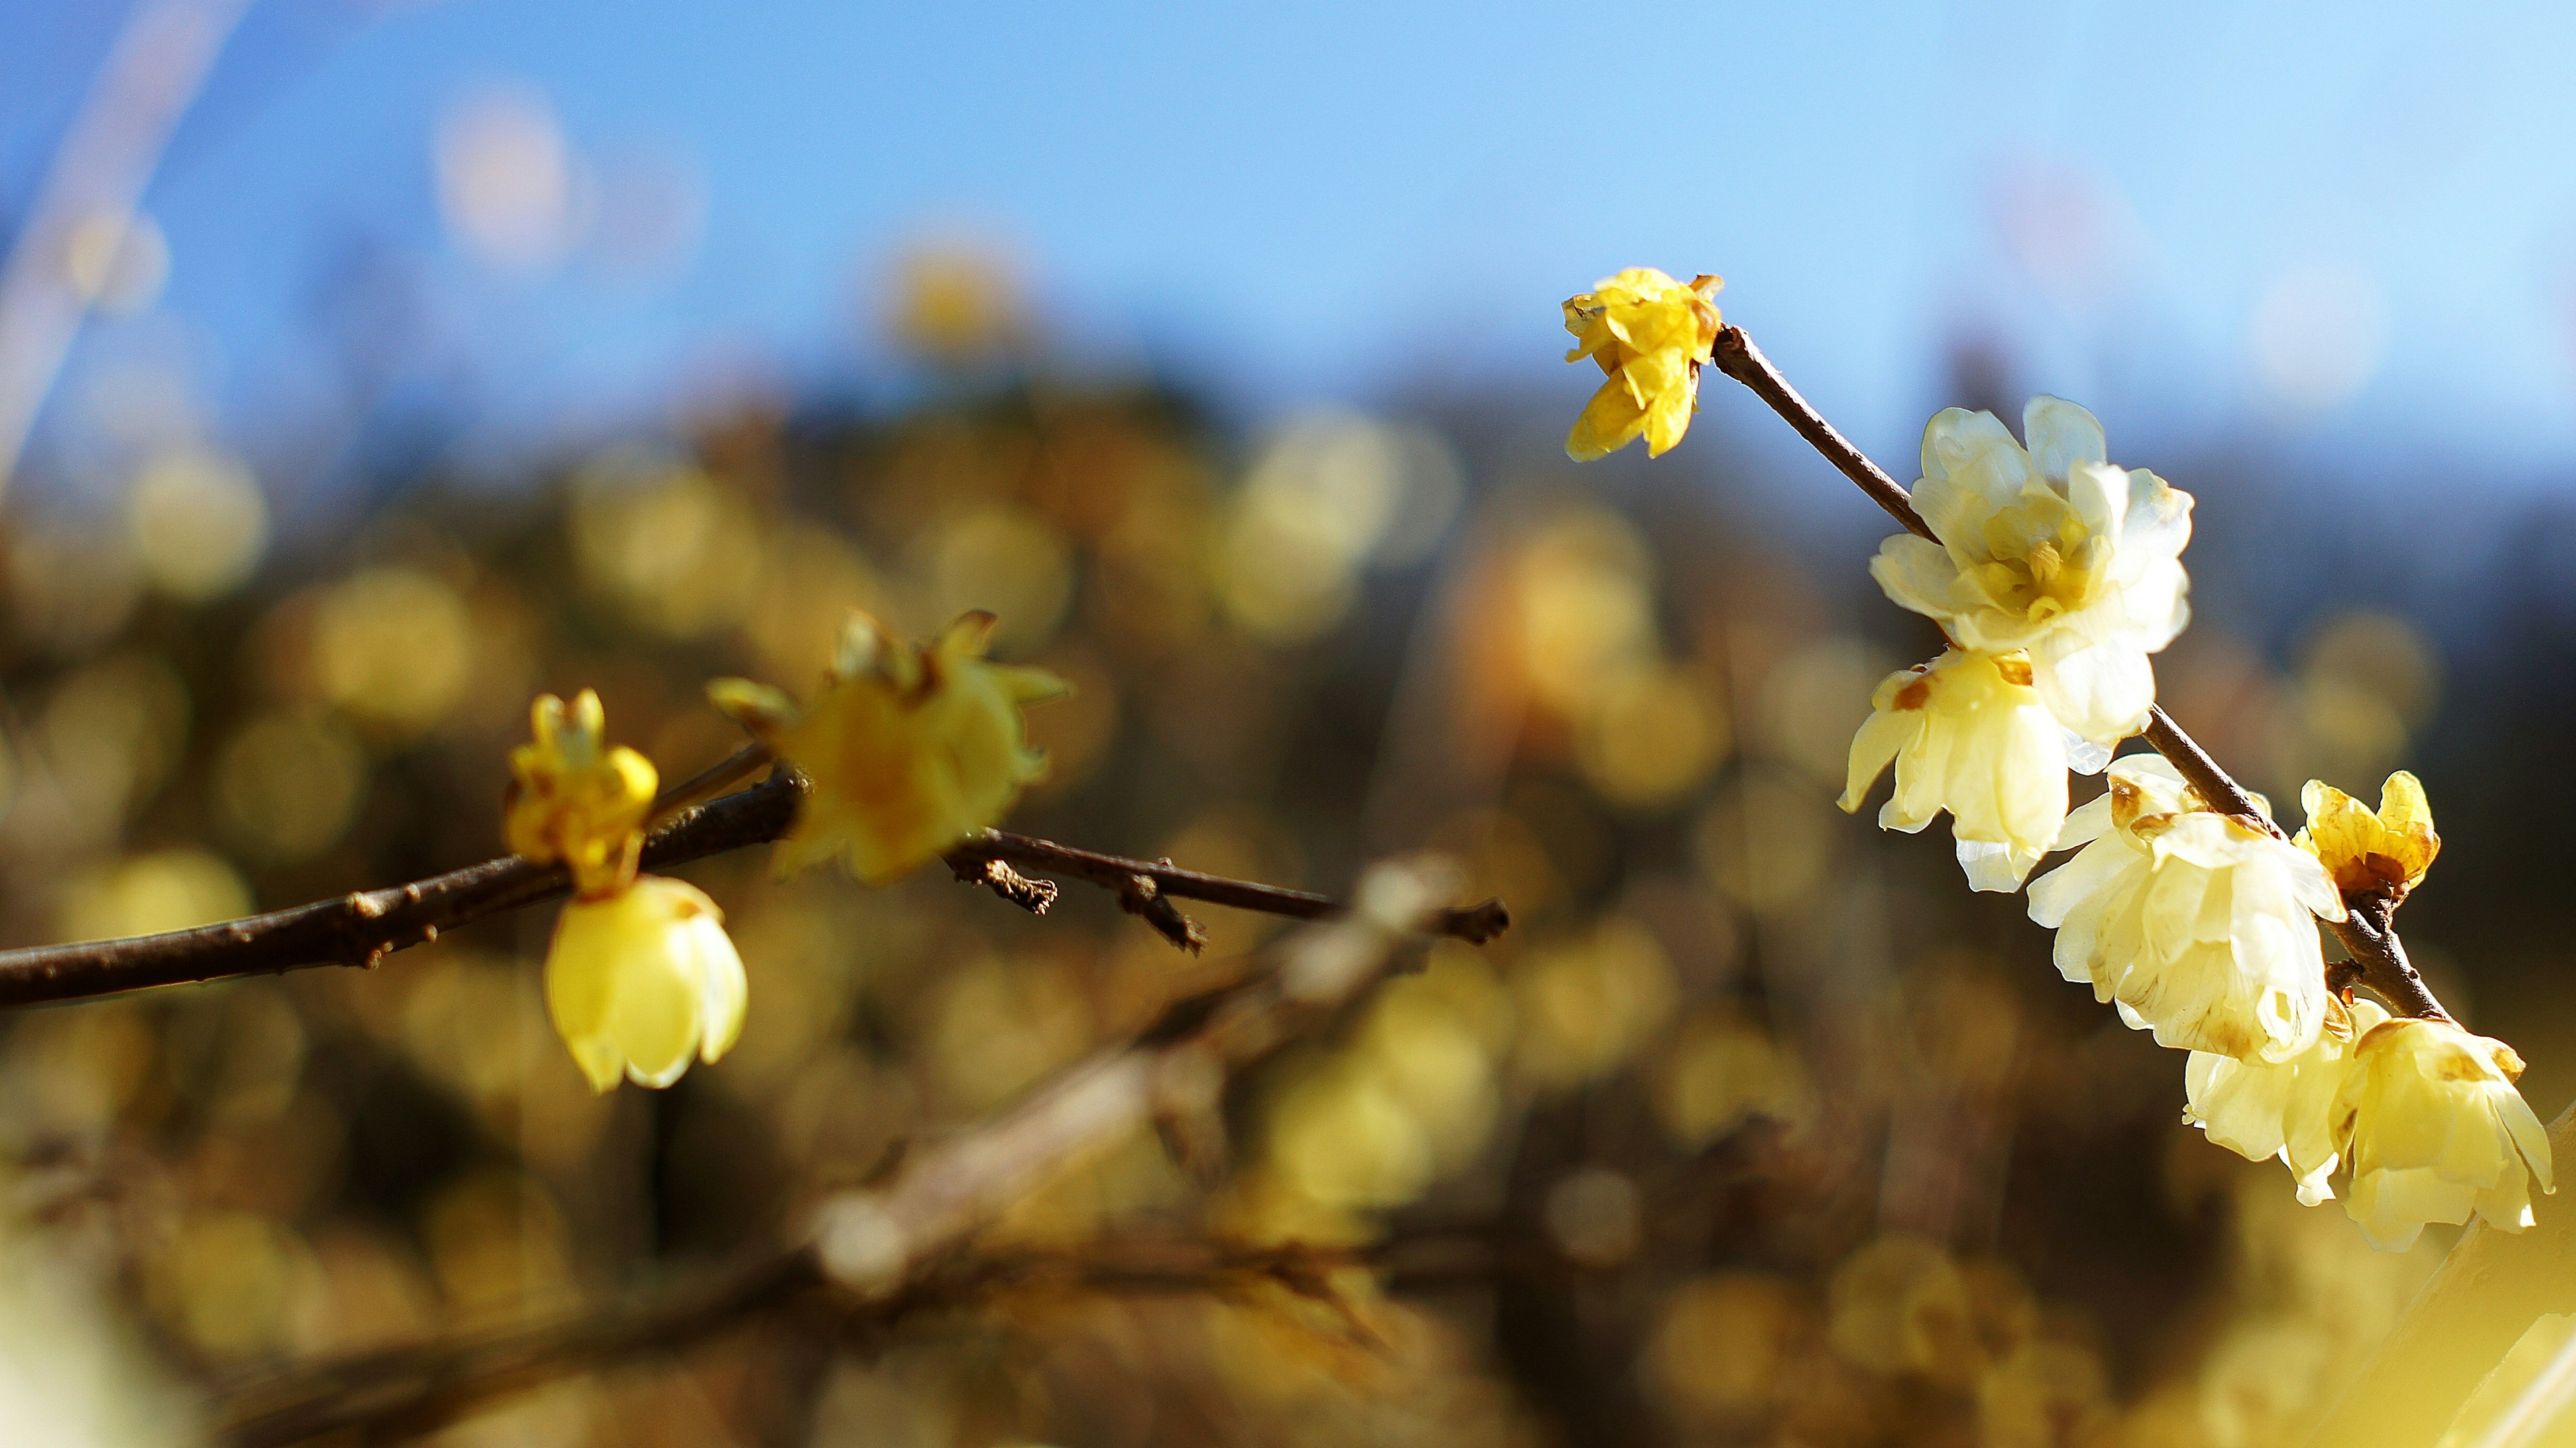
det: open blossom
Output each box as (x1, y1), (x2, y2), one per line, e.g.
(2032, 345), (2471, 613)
(2296, 771), (2440, 903)
(1869, 398), (2194, 747)
(545, 876), (747, 1092)
(2332, 1016), (2554, 1250)
(506, 690), (745, 1090)
(1560, 268), (1723, 461)
(2186, 996), (2387, 1205)
(504, 690), (659, 896)
(712, 611), (1067, 884)
(1841, 648), (2069, 892)
(2027, 756), (2345, 1062)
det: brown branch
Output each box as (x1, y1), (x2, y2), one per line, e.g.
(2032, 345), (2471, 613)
(215, 862), (1475, 1445)
(1709, 325), (2448, 1021)
(0, 768), (1507, 1011)
(0, 771), (810, 1010)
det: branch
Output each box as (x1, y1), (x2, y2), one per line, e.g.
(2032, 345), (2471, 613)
(0, 762), (1508, 1011)
(217, 1229), (1505, 1448)
(215, 860), (1475, 1445)
(1709, 326), (2448, 1021)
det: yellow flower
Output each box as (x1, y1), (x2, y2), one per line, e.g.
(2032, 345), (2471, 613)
(1869, 399), (2194, 747)
(712, 611), (1068, 884)
(2295, 772), (2439, 902)
(2026, 756), (2344, 1062)
(544, 875), (745, 1092)
(2332, 1016), (2553, 1250)
(2186, 996), (2387, 1205)
(504, 690), (659, 896)
(1561, 268), (1723, 461)
(1841, 648), (2070, 892)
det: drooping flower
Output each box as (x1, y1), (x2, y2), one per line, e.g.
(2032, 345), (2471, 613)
(2185, 996), (2387, 1205)
(1869, 398), (2194, 747)
(2026, 756), (2345, 1062)
(2332, 1016), (2554, 1250)
(2296, 772), (2440, 904)
(711, 611), (1068, 884)
(504, 689), (659, 896)
(544, 875), (747, 1092)
(1840, 648), (2070, 892)
(1560, 268), (1723, 461)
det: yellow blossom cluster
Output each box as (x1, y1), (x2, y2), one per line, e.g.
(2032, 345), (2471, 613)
(505, 690), (746, 1092)
(1843, 397), (2193, 890)
(1557, 282), (2548, 1251)
(504, 611), (1063, 1091)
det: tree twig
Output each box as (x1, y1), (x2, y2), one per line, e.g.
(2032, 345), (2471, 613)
(0, 768), (1508, 1011)
(1709, 325), (2447, 1021)
(808, 858), (1467, 1298)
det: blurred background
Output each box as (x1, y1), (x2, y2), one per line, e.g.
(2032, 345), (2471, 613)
(5, 1), (2576, 1444)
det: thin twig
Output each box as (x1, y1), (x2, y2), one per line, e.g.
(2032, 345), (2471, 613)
(1709, 325), (2448, 1021)
(947, 830), (1512, 949)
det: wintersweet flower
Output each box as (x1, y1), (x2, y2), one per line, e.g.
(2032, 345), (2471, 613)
(2296, 771), (2440, 904)
(544, 876), (747, 1092)
(2186, 996), (2387, 1205)
(712, 611), (1068, 884)
(2027, 756), (2345, 1062)
(1868, 398), (2194, 747)
(1560, 268), (1723, 461)
(1840, 648), (2070, 892)
(504, 690), (659, 896)
(2332, 1016), (2554, 1250)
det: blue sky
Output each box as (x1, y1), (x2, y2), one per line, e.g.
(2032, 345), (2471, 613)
(11, 0), (2576, 485)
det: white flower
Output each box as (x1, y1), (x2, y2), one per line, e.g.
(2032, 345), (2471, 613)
(1840, 648), (2070, 892)
(2186, 997), (2387, 1205)
(1870, 397), (2194, 747)
(2332, 1016), (2555, 1251)
(2027, 756), (2345, 1062)
(544, 875), (747, 1092)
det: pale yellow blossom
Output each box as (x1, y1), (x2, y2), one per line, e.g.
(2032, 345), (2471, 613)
(1560, 268), (1722, 461)
(712, 611), (1067, 884)
(2026, 756), (2344, 1062)
(2295, 771), (2439, 902)
(2332, 1015), (2553, 1250)
(2185, 996), (2387, 1205)
(1870, 399), (2194, 747)
(544, 875), (746, 1092)
(504, 689), (657, 897)
(1841, 648), (2069, 892)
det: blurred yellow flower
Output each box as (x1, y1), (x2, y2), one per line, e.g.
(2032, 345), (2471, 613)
(1870, 398), (2194, 747)
(2332, 1015), (2553, 1251)
(2295, 771), (2438, 902)
(1841, 648), (2069, 892)
(712, 611), (1067, 884)
(2027, 756), (2344, 1062)
(504, 690), (658, 897)
(2186, 996), (2387, 1205)
(544, 875), (745, 1092)
(1560, 268), (1722, 460)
